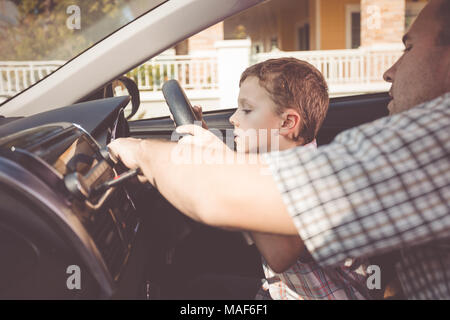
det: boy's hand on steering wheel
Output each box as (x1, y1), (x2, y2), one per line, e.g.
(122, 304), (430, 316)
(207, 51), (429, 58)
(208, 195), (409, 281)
(169, 105), (208, 130)
(191, 105), (208, 129)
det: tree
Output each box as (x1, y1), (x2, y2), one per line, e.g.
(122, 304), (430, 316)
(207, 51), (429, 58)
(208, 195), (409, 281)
(0, 0), (126, 60)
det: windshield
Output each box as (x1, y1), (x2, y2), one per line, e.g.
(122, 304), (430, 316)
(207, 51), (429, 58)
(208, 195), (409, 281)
(0, 0), (165, 105)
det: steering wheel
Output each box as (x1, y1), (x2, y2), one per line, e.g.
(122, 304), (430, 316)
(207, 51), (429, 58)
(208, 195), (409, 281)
(162, 79), (198, 126)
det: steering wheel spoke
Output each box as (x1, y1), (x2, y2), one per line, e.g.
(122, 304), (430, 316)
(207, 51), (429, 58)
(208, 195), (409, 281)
(162, 80), (198, 127)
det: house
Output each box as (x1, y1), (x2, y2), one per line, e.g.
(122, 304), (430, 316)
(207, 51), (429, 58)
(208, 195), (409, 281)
(131, 0), (427, 119)
(183, 0), (428, 53)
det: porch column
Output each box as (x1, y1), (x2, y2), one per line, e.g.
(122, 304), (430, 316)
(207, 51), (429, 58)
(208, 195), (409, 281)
(215, 39), (251, 108)
(361, 0), (405, 49)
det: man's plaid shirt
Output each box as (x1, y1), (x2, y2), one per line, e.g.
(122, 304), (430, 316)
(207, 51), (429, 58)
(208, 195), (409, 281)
(262, 93), (450, 299)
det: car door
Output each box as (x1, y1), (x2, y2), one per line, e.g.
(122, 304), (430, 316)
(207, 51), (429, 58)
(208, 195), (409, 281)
(126, 92), (390, 145)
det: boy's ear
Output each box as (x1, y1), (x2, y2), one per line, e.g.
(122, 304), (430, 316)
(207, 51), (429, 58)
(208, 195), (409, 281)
(279, 108), (301, 139)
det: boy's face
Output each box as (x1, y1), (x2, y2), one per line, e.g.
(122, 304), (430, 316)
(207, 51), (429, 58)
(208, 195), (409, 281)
(230, 76), (282, 153)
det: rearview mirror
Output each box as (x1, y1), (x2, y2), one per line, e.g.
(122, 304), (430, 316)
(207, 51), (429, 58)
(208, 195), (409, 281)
(112, 76), (140, 120)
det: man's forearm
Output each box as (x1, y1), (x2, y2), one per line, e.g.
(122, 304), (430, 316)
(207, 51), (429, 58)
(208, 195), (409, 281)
(250, 232), (305, 273)
(136, 139), (205, 222)
(135, 139), (299, 235)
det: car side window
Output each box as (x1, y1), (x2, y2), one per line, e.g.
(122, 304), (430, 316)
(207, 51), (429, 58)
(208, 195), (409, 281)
(125, 0), (423, 120)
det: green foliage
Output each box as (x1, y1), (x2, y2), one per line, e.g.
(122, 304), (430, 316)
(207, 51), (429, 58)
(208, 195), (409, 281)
(126, 63), (175, 88)
(0, 0), (128, 60)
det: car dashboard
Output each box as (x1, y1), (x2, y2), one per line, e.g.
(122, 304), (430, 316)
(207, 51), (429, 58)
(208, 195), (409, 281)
(0, 95), (266, 299)
(0, 97), (147, 298)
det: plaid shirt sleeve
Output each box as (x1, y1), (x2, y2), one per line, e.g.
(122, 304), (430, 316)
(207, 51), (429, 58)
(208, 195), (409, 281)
(262, 93), (450, 268)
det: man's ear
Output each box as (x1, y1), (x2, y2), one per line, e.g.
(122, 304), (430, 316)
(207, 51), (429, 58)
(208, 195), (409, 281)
(279, 108), (301, 140)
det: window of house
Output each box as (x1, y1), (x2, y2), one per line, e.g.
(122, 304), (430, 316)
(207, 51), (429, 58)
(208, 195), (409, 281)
(297, 23), (310, 51)
(346, 5), (361, 49)
(270, 37), (279, 51)
(351, 12), (361, 48)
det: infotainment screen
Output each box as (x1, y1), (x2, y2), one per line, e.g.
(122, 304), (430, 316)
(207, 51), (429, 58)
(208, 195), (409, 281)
(52, 135), (99, 176)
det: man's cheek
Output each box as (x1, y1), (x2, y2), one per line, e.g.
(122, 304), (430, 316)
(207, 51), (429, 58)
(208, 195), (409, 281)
(387, 100), (395, 115)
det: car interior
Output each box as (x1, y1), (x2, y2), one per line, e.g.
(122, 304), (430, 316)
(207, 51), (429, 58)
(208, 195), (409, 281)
(0, 0), (393, 299)
(0, 81), (389, 298)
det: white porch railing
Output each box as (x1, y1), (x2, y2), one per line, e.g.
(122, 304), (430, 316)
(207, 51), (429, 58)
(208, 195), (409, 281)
(126, 53), (218, 91)
(0, 45), (401, 107)
(252, 48), (402, 94)
(0, 54), (218, 100)
(0, 61), (64, 99)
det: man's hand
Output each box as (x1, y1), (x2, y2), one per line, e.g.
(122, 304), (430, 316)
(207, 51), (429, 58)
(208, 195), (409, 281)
(107, 137), (148, 183)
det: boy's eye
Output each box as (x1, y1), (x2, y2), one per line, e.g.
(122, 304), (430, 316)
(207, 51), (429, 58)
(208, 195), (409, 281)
(242, 109), (252, 114)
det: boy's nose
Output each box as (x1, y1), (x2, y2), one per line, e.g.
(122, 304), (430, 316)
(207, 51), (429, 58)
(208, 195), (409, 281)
(229, 111), (238, 127)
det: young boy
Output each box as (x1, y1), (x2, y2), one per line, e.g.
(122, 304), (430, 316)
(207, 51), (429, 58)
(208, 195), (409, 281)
(192, 57), (371, 300)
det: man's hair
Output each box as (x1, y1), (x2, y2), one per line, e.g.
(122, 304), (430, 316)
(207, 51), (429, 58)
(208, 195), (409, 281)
(436, 0), (450, 46)
(239, 57), (329, 144)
